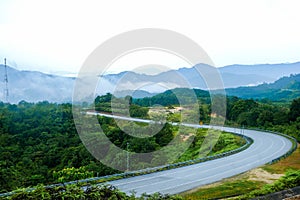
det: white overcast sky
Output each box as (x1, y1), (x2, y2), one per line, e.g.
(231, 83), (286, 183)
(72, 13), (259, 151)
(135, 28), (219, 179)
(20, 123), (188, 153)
(0, 0), (299, 75)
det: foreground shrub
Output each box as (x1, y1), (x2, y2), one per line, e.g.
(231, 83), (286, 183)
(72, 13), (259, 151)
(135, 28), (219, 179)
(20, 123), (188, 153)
(1, 184), (182, 200)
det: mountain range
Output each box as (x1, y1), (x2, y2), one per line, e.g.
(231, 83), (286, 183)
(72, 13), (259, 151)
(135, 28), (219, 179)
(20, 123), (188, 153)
(106, 62), (300, 91)
(0, 66), (75, 103)
(1, 62), (300, 103)
(225, 74), (300, 101)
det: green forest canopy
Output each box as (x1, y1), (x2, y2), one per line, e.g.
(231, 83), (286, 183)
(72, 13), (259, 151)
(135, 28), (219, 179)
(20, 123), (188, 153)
(1, 91), (300, 193)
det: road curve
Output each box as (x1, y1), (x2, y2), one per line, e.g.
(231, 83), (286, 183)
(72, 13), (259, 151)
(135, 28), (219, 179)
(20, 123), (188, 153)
(86, 112), (293, 195)
(108, 127), (292, 196)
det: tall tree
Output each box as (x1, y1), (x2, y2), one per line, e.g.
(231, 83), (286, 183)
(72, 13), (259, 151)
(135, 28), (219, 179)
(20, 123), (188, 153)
(289, 98), (300, 121)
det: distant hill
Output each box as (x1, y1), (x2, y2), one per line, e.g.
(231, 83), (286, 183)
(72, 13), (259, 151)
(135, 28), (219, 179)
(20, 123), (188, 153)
(225, 74), (300, 101)
(137, 75), (300, 105)
(1, 61), (300, 103)
(104, 62), (300, 92)
(220, 62), (300, 80)
(0, 65), (75, 103)
(134, 88), (210, 106)
(0, 65), (116, 103)
(114, 90), (156, 98)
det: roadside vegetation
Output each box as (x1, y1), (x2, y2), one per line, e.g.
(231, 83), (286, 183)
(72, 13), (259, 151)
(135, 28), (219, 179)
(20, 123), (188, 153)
(0, 185), (183, 200)
(0, 100), (244, 193)
(182, 180), (265, 200)
(1, 89), (300, 199)
(182, 145), (300, 199)
(239, 169), (300, 199)
(182, 169), (300, 200)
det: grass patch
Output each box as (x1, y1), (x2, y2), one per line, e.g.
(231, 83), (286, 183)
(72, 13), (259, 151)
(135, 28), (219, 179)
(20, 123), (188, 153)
(181, 144), (300, 200)
(239, 169), (300, 199)
(263, 144), (300, 174)
(182, 180), (264, 200)
(176, 129), (246, 162)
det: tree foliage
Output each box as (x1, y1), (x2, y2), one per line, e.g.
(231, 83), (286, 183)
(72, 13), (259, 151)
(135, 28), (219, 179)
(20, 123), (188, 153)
(1, 184), (183, 200)
(1, 91), (300, 196)
(289, 97), (300, 121)
(53, 166), (93, 183)
(0, 102), (117, 192)
(226, 97), (300, 141)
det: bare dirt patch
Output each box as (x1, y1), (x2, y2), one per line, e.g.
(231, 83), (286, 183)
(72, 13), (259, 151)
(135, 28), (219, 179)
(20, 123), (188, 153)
(180, 133), (193, 141)
(182, 167), (282, 196)
(248, 168), (283, 184)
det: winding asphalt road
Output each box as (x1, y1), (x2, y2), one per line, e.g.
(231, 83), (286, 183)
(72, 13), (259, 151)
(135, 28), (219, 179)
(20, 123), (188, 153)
(87, 112), (293, 196)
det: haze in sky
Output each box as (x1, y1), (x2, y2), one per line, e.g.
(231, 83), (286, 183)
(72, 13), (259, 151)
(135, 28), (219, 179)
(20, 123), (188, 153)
(0, 0), (299, 76)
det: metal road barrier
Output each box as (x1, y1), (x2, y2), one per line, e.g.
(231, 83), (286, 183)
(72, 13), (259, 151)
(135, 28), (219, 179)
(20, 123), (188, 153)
(0, 126), (297, 198)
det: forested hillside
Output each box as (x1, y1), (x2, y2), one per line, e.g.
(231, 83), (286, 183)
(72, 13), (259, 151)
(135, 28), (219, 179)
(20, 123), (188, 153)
(0, 100), (243, 193)
(1, 89), (300, 195)
(227, 97), (300, 140)
(134, 88), (300, 141)
(0, 102), (117, 192)
(225, 74), (300, 101)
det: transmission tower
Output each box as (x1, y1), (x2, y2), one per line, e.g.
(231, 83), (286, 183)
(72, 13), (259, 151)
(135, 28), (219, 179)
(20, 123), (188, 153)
(4, 58), (9, 102)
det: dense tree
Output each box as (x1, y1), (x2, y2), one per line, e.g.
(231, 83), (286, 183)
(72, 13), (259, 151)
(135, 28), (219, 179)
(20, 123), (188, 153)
(225, 97), (300, 141)
(0, 102), (117, 192)
(237, 112), (255, 126)
(95, 93), (113, 104)
(289, 97), (300, 121)
(154, 123), (174, 147)
(129, 104), (149, 118)
(257, 110), (274, 127)
(4, 184), (183, 200)
(53, 166), (93, 183)
(1, 90), (299, 194)
(228, 99), (258, 121)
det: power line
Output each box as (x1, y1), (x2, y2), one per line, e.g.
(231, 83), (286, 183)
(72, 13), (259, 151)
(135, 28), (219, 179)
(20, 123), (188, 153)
(4, 58), (9, 102)
(126, 142), (130, 171)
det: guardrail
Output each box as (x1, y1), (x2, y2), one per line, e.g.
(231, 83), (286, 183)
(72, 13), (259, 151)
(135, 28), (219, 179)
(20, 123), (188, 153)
(2, 126), (296, 198)
(0, 129), (253, 198)
(254, 185), (300, 200)
(244, 127), (298, 164)
(56, 129), (298, 189)
(3, 126), (297, 197)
